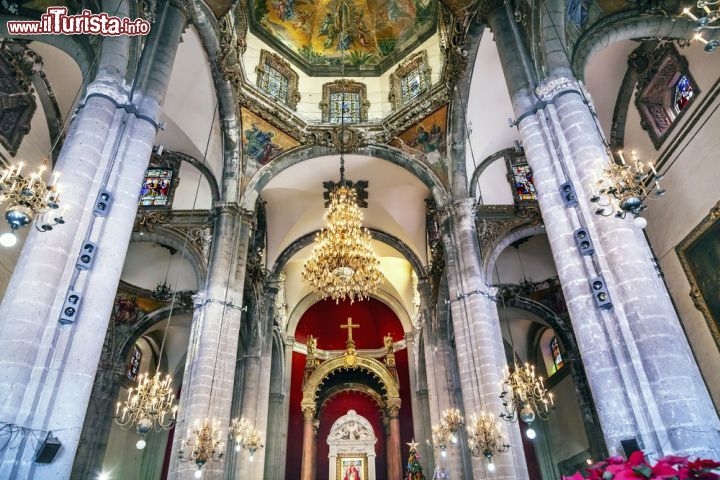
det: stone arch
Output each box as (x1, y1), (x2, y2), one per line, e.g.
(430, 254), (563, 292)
(468, 147), (516, 200)
(130, 229), (207, 288)
(482, 224), (547, 280)
(571, 13), (717, 79)
(301, 356), (401, 414)
(170, 149), (221, 203)
(240, 145), (450, 212)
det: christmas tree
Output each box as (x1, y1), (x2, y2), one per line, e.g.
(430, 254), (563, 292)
(405, 439), (425, 480)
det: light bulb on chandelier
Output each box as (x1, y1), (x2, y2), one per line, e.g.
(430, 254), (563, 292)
(0, 232), (17, 247)
(526, 428), (537, 440)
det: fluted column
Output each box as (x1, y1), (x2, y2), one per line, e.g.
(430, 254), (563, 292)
(488, 1), (720, 458)
(300, 408), (317, 480)
(169, 205), (252, 479)
(0, 3), (185, 478)
(386, 405), (403, 480)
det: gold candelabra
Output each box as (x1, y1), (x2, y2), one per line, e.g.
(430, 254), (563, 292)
(682, 1), (720, 52)
(0, 161), (64, 247)
(441, 408), (464, 443)
(179, 418), (225, 478)
(590, 150), (665, 223)
(114, 371), (177, 449)
(467, 411), (510, 471)
(302, 183), (382, 303)
(499, 361), (555, 439)
(229, 416), (264, 460)
(431, 421), (452, 457)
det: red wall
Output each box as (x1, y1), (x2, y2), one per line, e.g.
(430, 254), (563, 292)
(285, 299), (414, 479)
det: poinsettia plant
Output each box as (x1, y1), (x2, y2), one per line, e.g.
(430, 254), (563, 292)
(563, 451), (720, 480)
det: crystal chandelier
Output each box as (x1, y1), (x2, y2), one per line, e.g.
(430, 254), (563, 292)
(114, 371), (178, 449)
(229, 416), (264, 460)
(301, 156), (382, 303)
(499, 361), (555, 439)
(682, 1), (719, 52)
(0, 161), (64, 247)
(467, 411), (510, 472)
(590, 150), (665, 225)
(179, 418), (225, 478)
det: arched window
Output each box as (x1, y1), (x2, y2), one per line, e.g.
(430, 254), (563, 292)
(550, 336), (564, 373)
(321, 80), (369, 124)
(636, 44), (699, 148)
(126, 345), (142, 382)
(256, 50), (301, 110)
(389, 51), (431, 109)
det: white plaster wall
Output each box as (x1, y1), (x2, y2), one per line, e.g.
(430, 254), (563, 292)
(476, 157), (514, 205)
(492, 234), (557, 284)
(121, 242), (198, 292)
(243, 31), (444, 122)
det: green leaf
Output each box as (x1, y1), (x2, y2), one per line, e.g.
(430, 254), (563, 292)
(632, 465), (652, 478)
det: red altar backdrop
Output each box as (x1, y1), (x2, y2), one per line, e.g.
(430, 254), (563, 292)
(285, 298), (415, 479)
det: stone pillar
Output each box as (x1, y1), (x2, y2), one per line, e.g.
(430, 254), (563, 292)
(385, 405), (403, 480)
(300, 408), (317, 480)
(169, 206), (252, 479)
(440, 200), (529, 479)
(403, 330), (431, 472)
(0, 4), (185, 478)
(487, 2), (720, 459)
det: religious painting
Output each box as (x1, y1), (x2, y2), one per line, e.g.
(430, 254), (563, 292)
(336, 454), (367, 480)
(241, 108), (300, 167)
(392, 105), (448, 183)
(676, 202), (720, 350)
(126, 345), (142, 382)
(249, 0), (436, 75)
(139, 168), (174, 207)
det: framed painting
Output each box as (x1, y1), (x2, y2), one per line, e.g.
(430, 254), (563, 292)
(336, 453), (367, 480)
(676, 201), (720, 349)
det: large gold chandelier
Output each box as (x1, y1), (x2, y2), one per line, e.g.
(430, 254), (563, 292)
(179, 418), (225, 478)
(229, 415), (264, 460)
(114, 371), (178, 449)
(302, 156), (382, 303)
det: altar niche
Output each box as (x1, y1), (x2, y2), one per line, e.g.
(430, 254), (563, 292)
(328, 410), (376, 480)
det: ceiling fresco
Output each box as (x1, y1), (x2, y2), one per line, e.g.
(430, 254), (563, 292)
(249, 0), (438, 76)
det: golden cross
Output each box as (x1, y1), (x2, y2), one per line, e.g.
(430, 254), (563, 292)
(340, 317), (360, 343)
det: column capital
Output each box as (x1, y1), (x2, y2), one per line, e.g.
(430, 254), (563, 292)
(535, 75), (596, 113)
(301, 406), (316, 420)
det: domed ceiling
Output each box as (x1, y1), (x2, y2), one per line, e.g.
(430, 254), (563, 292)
(249, 0), (437, 76)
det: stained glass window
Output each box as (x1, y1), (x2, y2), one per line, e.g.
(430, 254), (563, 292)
(513, 163), (537, 201)
(567, 0), (588, 26)
(127, 345), (142, 381)
(329, 92), (361, 124)
(674, 75), (693, 114)
(139, 168), (173, 207)
(400, 65), (428, 104)
(550, 336), (564, 373)
(259, 65), (289, 104)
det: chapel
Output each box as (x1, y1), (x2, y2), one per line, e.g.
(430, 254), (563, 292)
(0, 0), (719, 479)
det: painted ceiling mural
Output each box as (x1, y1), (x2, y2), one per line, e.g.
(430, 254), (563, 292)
(241, 107), (301, 171)
(250, 0), (437, 76)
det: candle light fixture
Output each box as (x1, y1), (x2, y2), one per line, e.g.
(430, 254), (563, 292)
(179, 418), (225, 478)
(0, 161), (64, 247)
(114, 371), (178, 449)
(467, 411), (511, 471)
(589, 150), (666, 226)
(681, 1), (720, 52)
(228, 415), (264, 460)
(431, 421), (452, 457)
(440, 408), (464, 443)
(499, 361), (555, 439)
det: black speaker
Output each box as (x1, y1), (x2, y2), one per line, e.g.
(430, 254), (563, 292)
(93, 190), (113, 216)
(590, 276), (613, 310)
(76, 241), (97, 271)
(34, 433), (61, 464)
(560, 182), (578, 207)
(59, 291), (82, 324)
(621, 438), (641, 457)
(574, 228), (595, 256)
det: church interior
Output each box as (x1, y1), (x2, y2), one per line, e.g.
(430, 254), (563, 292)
(0, 0), (719, 478)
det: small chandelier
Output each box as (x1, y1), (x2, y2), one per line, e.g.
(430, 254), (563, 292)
(467, 411), (510, 472)
(301, 155), (382, 303)
(441, 408), (464, 443)
(179, 418), (225, 478)
(431, 422), (452, 457)
(114, 371), (178, 449)
(590, 150), (665, 225)
(229, 416), (264, 460)
(0, 161), (64, 247)
(682, 1), (719, 52)
(499, 361), (555, 439)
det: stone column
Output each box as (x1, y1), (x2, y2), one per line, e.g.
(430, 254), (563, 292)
(169, 206), (253, 479)
(0, 4), (185, 478)
(487, 2), (720, 458)
(385, 404), (403, 480)
(403, 330), (431, 472)
(440, 200), (529, 479)
(299, 407), (317, 480)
